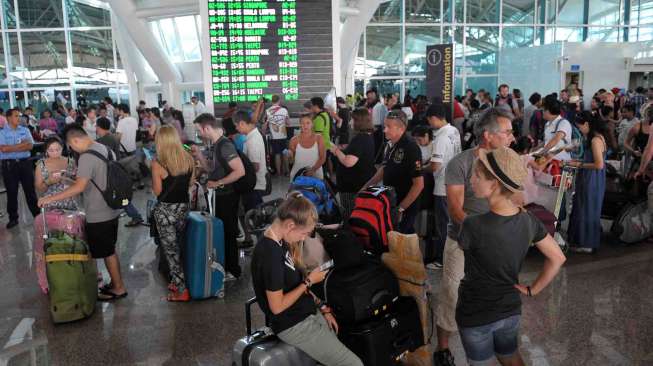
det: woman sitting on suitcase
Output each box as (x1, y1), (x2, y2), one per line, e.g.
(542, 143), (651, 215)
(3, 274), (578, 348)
(151, 126), (195, 301)
(456, 146), (566, 366)
(251, 192), (363, 366)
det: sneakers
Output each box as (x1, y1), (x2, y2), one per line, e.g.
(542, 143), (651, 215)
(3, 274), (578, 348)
(433, 349), (455, 366)
(6, 220), (18, 229)
(124, 218), (144, 227)
(569, 247), (595, 254)
(426, 262), (443, 270)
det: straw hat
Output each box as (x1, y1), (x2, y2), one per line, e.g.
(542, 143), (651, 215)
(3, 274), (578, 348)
(477, 147), (527, 193)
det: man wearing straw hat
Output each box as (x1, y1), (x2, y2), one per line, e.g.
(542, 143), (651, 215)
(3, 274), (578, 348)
(433, 108), (516, 366)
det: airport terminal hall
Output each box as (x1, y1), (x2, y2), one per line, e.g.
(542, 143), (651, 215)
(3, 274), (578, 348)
(3, 0), (653, 365)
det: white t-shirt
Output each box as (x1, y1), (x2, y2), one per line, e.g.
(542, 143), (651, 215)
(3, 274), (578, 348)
(65, 116), (75, 125)
(418, 143), (433, 166)
(544, 116), (572, 161)
(84, 118), (96, 140)
(372, 102), (388, 127)
(431, 124), (461, 196)
(266, 105), (289, 140)
(618, 117), (638, 148)
(244, 128), (267, 191)
(116, 115), (138, 153)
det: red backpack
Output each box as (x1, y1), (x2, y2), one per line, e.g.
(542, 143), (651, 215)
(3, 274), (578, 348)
(348, 186), (398, 255)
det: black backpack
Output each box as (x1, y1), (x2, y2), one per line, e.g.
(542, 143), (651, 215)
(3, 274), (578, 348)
(83, 147), (133, 209)
(215, 138), (256, 194)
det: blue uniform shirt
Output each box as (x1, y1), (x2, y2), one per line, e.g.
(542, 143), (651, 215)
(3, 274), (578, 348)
(0, 125), (34, 160)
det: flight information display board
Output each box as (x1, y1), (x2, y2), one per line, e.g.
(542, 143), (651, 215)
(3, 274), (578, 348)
(206, 0), (333, 114)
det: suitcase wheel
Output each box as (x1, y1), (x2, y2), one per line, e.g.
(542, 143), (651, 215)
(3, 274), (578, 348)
(217, 290), (225, 299)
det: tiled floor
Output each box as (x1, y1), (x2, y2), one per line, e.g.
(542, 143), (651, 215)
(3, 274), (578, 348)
(1, 177), (653, 365)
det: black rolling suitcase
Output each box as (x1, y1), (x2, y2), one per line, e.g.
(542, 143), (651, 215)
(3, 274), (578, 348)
(339, 296), (425, 366)
(317, 254), (399, 325)
(231, 297), (317, 366)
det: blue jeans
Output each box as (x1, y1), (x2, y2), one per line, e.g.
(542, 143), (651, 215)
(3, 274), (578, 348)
(458, 315), (521, 365)
(124, 202), (143, 221)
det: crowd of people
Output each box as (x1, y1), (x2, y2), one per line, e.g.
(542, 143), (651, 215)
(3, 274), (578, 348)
(1, 81), (652, 365)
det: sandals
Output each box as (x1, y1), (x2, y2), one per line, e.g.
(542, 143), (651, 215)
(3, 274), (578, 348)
(97, 290), (128, 302)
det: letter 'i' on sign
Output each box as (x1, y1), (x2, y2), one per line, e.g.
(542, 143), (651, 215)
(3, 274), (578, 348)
(425, 44), (454, 105)
(207, 0), (299, 103)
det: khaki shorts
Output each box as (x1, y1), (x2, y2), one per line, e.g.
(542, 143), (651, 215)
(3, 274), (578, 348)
(436, 236), (465, 332)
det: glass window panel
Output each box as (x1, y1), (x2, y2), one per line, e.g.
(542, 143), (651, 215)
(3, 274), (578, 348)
(17, 0), (64, 28)
(175, 16), (201, 61)
(503, 0), (535, 24)
(405, 26), (442, 76)
(631, 0), (653, 25)
(355, 79), (365, 95)
(588, 26), (620, 41)
(589, 0), (622, 26)
(0, 33), (6, 88)
(26, 90), (50, 116)
(365, 26), (403, 77)
(629, 26), (653, 41)
(157, 18), (183, 63)
(7, 33), (22, 88)
(465, 76), (497, 94)
(368, 79), (401, 97)
(13, 90), (26, 110)
(75, 87), (110, 106)
(405, 0), (442, 23)
(546, 0), (557, 24)
(66, 0), (111, 28)
(2, 0), (17, 28)
(454, 76), (463, 97)
(464, 27), (498, 75)
(455, 0), (464, 23)
(555, 27), (583, 41)
(370, 0), (402, 23)
(557, 0), (584, 24)
(443, 0), (454, 23)
(406, 78), (426, 97)
(466, 0), (499, 23)
(70, 30), (117, 86)
(0, 91), (10, 111)
(21, 31), (69, 87)
(502, 26), (535, 48)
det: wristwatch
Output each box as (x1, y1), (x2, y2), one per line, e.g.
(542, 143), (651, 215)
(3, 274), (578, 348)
(398, 206), (405, 214)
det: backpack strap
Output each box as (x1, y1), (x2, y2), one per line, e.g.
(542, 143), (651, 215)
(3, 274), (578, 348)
(553, 118), (569, 145)
(81, 148), (114, 197)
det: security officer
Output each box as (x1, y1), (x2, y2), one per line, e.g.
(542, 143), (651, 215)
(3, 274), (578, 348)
(1, 108), (39, 228)
(362, 110), (424, 234)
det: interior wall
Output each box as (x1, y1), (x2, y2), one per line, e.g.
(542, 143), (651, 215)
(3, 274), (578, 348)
(563, 42), (641, 95)
(499, 43), (563, 103)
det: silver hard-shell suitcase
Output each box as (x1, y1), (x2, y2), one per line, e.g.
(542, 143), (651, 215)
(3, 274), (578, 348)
(231, 297), (318, 366)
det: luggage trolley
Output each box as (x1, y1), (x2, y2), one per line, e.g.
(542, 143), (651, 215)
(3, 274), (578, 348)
(536, 163), (577, 252)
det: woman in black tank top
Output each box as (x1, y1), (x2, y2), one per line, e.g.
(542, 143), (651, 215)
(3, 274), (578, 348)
(625, 118), (650, 159)
(150, 126), (196, 301)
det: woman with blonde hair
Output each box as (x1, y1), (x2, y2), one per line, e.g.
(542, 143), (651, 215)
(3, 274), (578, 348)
(151, 125), (196, 301)
(250, 192), (363, 366)
(289, 114), (326, 180)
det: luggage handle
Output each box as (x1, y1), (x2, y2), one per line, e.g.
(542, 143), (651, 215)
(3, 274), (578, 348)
(365, 185), (389, 197)
(245, 297), (257, 336)
(41, 207), (49, 240)
(206, 188), (215, 216)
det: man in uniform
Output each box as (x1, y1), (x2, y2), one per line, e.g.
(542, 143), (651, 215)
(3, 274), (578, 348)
(362, 110), (424, 234)
(0, 108), (39, 228)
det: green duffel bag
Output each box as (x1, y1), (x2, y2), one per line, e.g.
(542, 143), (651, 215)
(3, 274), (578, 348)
(45, 232), (98, 324)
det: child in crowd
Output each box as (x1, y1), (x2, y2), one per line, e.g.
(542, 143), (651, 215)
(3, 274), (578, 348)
(456, 146), (566, 366)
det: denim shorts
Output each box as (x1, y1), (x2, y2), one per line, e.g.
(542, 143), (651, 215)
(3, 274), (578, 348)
(458, 314), (521, 365)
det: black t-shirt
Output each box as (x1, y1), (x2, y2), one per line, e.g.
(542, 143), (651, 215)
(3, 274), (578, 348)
(251, 237), (316, 334)
(456, 210), (548, 328)
(337, 108), (351, 143)
(336, 133), (376, 193)
(382, 133), (422, 204)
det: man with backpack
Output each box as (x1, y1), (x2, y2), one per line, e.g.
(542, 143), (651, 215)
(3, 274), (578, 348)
(193, 113), (250, 280)
(234, 109), (268, 211)
(310, 97), (332, 150)
(38, 125), (128, 301)
(542, 95), (573, 161)
(495, 84), (521, 118)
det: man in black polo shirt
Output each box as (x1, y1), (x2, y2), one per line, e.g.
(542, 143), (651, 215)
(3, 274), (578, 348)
(362, 110), (424, 234)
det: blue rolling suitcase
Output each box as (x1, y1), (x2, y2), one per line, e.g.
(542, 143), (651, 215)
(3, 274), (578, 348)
(184, 206), (226, 300)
